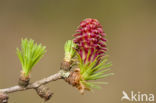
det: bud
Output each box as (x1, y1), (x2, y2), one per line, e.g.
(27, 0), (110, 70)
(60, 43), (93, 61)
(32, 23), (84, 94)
(36, 85), (53, 101)
(18, 71), (30, 87)
(0, 92), (8, 103)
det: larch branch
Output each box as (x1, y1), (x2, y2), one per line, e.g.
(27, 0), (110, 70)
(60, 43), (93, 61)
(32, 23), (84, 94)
(0, 71), (63, 94)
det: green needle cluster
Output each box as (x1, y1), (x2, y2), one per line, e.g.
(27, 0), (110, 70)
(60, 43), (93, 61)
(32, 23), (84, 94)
(78, 54), (113, 89)
(64, 40), (76, 62)
(16, 38), (46, 76)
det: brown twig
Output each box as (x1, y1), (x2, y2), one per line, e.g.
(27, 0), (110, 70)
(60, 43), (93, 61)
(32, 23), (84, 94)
(0, 71), (63, 94)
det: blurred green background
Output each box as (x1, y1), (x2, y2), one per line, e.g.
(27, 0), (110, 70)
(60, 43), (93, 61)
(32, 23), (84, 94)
(0, 0), (156, 103)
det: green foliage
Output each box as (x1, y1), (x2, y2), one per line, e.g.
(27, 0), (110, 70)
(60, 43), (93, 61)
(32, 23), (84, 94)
(77, 53), (114, 90)
(64, 40), (76, 62)
(16, 38), (46, 76)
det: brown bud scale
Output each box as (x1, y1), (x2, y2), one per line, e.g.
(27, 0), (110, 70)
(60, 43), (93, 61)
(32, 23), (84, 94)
(18, 72), (30, 87)
(65, 68), (89, 94)
(60, 61), (72, 71)
(36, 85), (53, 101)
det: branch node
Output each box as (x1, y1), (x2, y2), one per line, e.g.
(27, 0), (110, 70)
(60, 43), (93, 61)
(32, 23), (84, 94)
(60, 70), (70, 78)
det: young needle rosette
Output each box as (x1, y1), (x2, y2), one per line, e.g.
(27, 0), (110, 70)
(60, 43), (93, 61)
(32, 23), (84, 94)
(60, 40), (76, 71)
(66, 18), (113, 93)
(16, 38), (46, 87)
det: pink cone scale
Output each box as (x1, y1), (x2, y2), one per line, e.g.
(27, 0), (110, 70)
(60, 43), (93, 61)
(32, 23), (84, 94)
(73, 18), (107, 63)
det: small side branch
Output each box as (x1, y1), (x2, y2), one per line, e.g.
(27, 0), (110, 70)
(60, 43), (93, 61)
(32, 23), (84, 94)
(0, 71), (62, 94)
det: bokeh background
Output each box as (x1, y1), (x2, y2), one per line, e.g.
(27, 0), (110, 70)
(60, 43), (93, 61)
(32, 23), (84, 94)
(0, 0), (156, 103)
